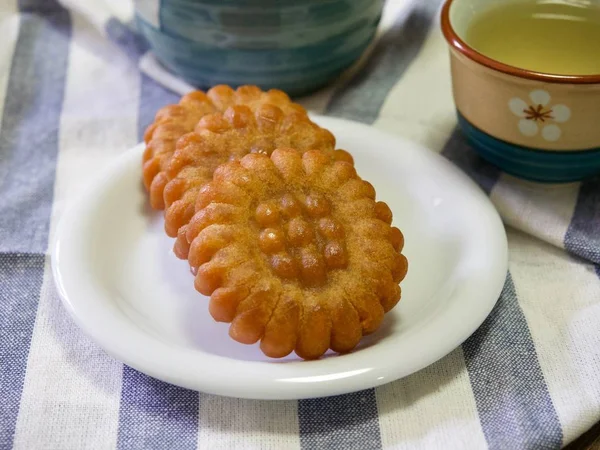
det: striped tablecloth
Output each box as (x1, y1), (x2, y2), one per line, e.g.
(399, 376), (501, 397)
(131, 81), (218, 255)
(2, 0), (599, 449)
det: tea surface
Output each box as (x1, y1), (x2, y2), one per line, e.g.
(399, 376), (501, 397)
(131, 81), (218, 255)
(465, 0), (600, 75)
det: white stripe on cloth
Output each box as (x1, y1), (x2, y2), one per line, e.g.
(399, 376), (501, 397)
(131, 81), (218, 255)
(508, 230), (600, 446)
(12, 11), (142, 449)
(49, 14), (141, 231)
(197, 396), (300, 450)
(376, 349), (487, 450)
(374, 26), (455, 152)
(58, 0), (133, 32)
(0, 0), (19, 129)
(13, 259), (123, 450)
(139, 52), (194, 96)
(491, 177), (580, 250)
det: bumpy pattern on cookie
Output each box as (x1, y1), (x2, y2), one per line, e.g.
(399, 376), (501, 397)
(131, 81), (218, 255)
(165, 104), (351, 259)
(186, 149), (407, 360)
(142, 85), (305, 210)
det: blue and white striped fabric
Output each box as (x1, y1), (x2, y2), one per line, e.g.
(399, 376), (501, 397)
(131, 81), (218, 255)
(1, 1), (599, 449)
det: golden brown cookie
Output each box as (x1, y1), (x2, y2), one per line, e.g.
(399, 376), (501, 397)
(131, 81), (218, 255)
(163, 103), (351, 258)
(185, 148), (408, 360)
(142, 85), (306, 210)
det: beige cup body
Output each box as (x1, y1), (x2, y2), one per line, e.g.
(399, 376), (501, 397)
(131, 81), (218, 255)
(450, 49), (600, 151)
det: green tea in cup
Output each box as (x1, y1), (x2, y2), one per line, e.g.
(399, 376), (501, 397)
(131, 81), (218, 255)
(465, 0), (600, 75)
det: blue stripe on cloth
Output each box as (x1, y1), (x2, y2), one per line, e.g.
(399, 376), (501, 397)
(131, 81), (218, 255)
(104, 18), (180, 138)
(442, 128), (563, 447)
(0, 253), (46, 449)
(138, 74), (180, 139)
(463, 274), (563, 449)
(0, 0), (71, 254)
(443, 128), (563, 448)
(325, 0), (443, 124)
(109, 19), (198, 449)
(441, 127), (501, 195)
(564, 178), (600, 267)
(105, 18), (149, 68)
(116, 366), (199, 450)
(298, 389), (382, 450)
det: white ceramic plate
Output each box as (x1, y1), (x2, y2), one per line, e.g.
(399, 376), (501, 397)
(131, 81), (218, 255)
(52, 116), (508, 400)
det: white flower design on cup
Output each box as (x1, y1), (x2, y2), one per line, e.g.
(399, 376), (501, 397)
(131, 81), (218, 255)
(509, 90), (571, 142)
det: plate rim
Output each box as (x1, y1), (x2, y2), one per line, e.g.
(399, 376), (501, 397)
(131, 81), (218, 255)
(51, 115), (508, 400)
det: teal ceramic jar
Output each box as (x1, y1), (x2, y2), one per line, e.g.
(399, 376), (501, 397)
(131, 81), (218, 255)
(134, 0), (383, 96)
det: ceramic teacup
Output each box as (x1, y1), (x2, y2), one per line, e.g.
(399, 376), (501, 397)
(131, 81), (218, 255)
(441, 0), (600, 182)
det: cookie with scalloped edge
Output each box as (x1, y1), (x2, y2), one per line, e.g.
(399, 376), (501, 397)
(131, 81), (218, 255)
(164, 103), (351, 258)
(142, 85), (306, 209)
(186, 148), (407, 360)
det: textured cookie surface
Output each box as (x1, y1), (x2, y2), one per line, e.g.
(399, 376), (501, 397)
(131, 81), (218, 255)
(142, 85), (306, 210)
(186, 149), (407, 360)
(164, 104), (350, 258)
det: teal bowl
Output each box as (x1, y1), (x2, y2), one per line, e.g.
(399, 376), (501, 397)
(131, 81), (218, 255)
(134, 0), (383, 96)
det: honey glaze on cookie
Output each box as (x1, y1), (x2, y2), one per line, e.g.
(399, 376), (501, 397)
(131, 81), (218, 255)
(256, 193), (347, 286)
(163, 103), (351, 259)
(142, 84), (306, 210)
(186, 149), (407, 360)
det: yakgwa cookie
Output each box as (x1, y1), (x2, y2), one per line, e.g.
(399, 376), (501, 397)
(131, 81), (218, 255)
(142, 84), (306, 209)
(186, 148), (408, 360)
